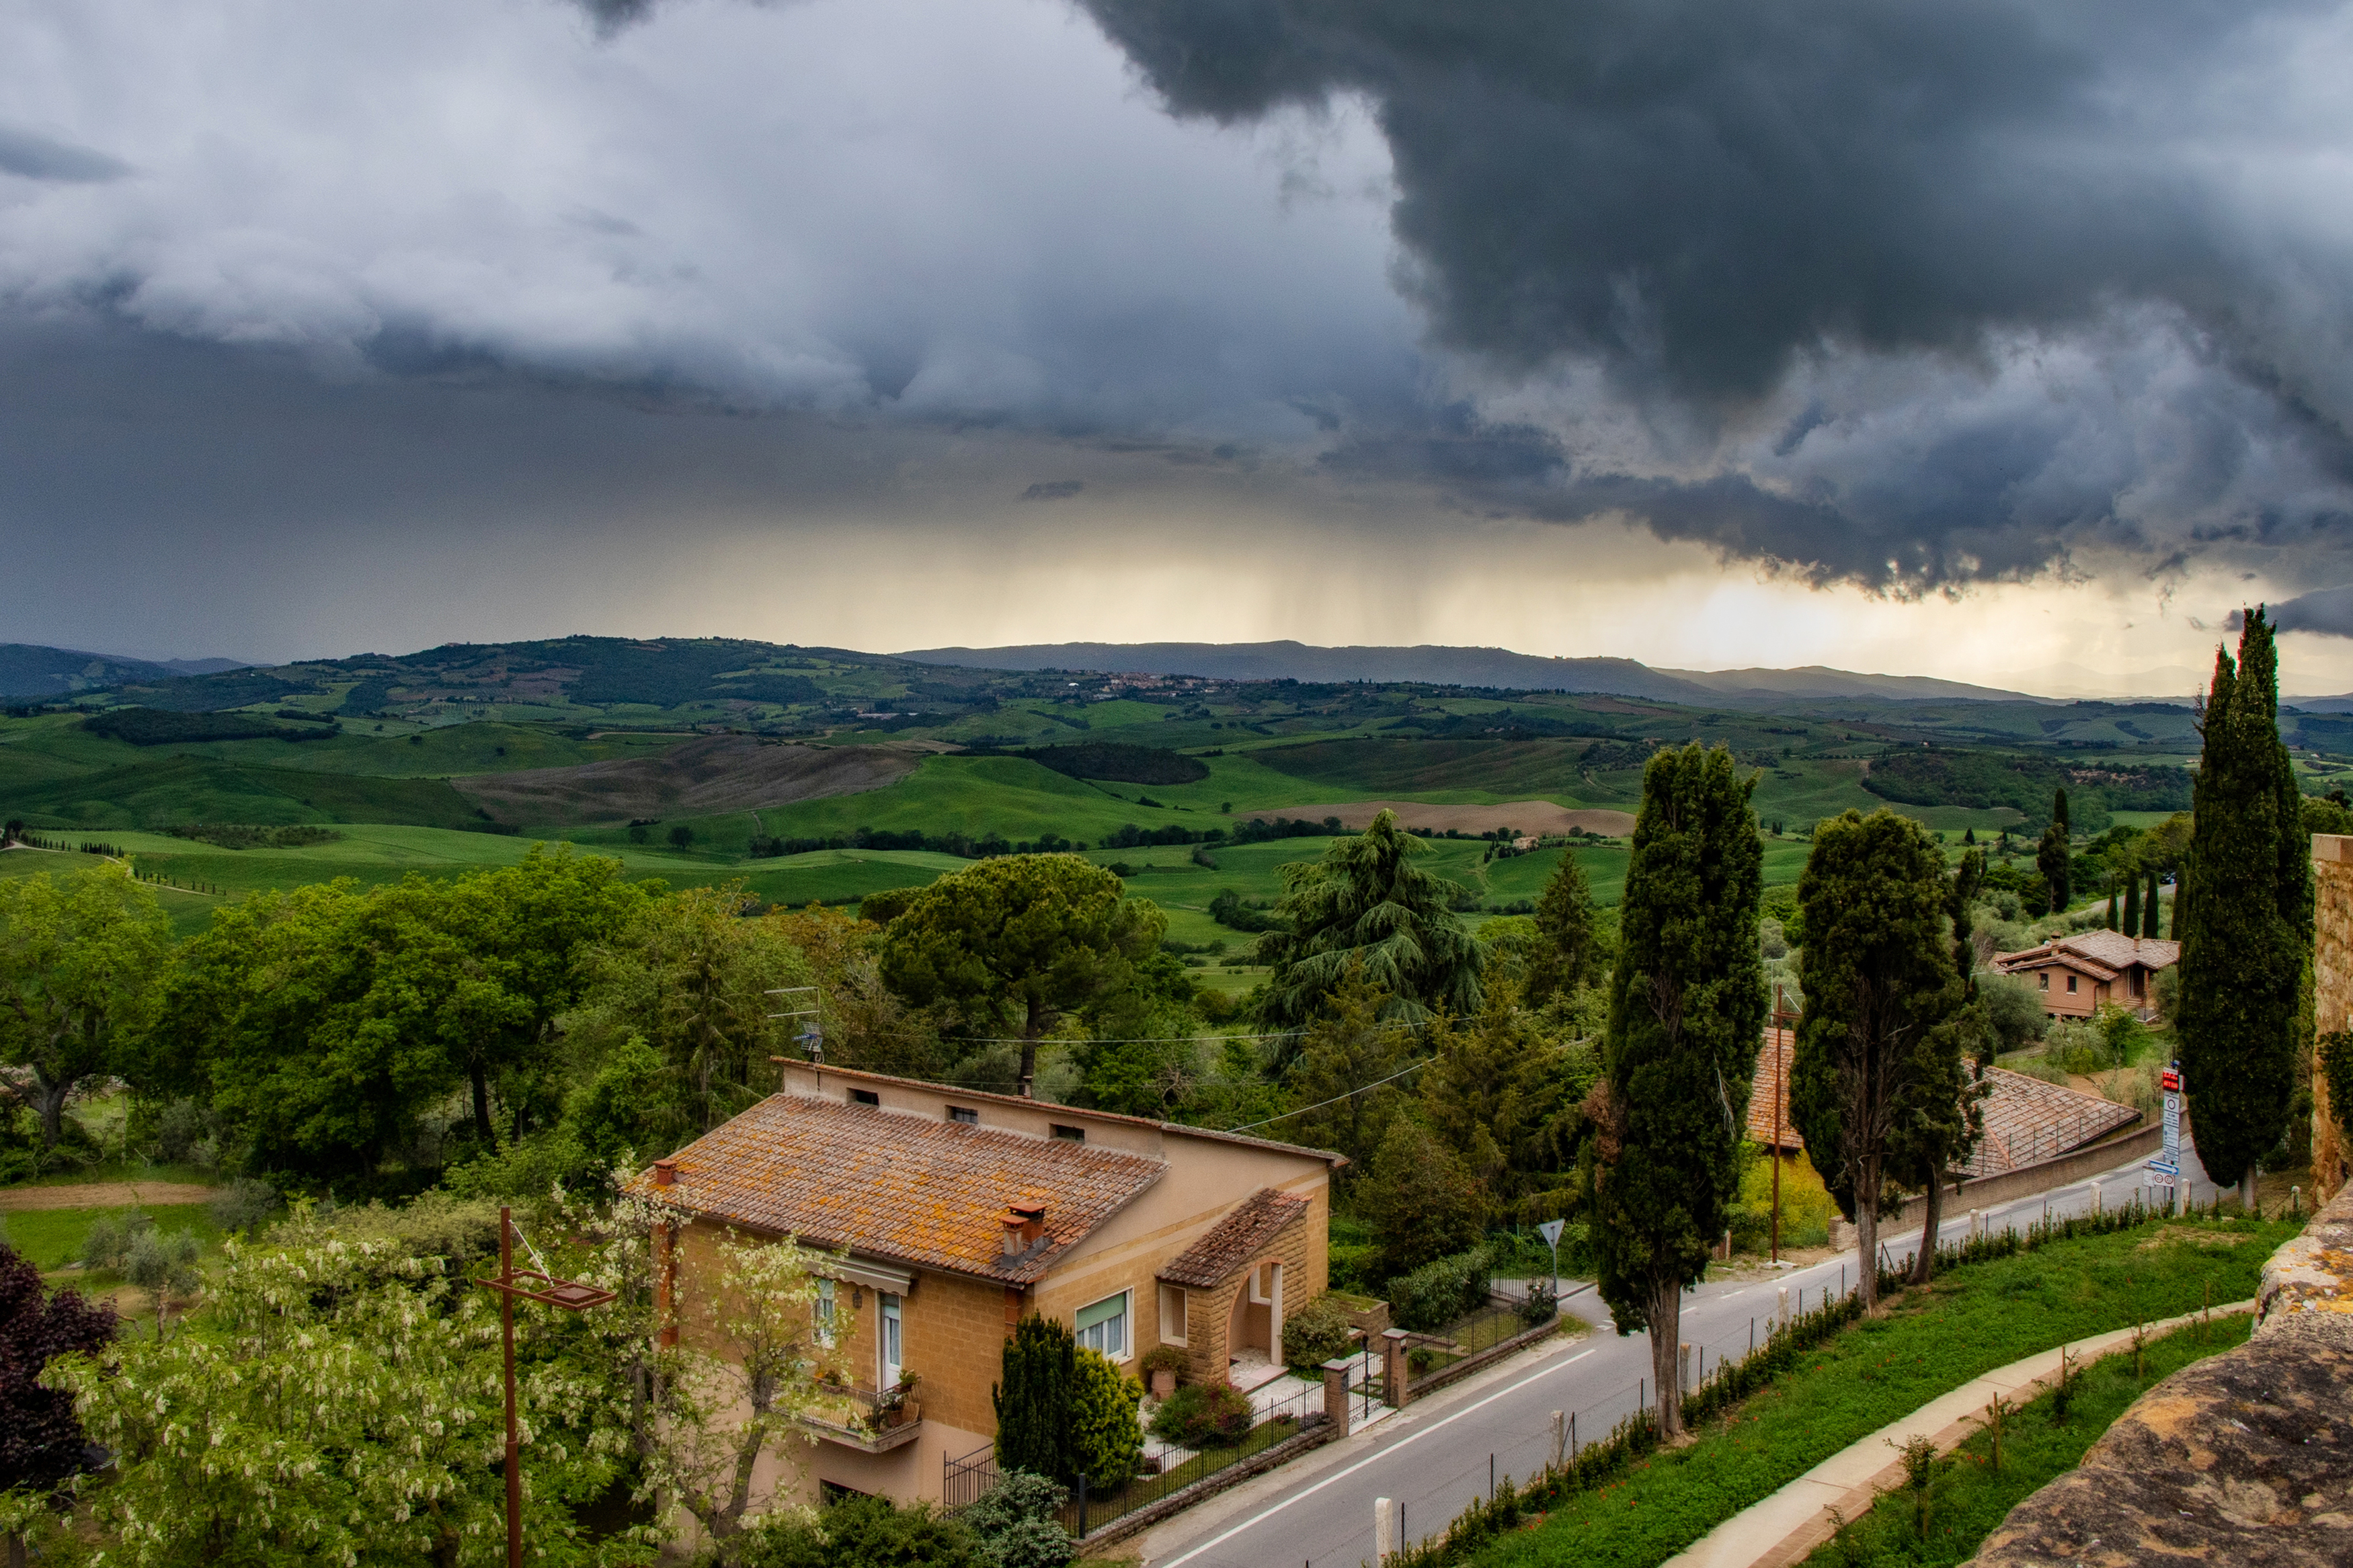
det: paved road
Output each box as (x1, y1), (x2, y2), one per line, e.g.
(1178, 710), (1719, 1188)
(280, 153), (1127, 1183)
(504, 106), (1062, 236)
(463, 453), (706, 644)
(1140, 1141), (2215, 1568)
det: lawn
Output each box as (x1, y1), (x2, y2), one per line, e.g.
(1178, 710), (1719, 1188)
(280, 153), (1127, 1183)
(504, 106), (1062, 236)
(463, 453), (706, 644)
(1794, 1313), (2254, 1566)
(4, 1202), (223, 1272)
(1472, 1214), (2292, 1568)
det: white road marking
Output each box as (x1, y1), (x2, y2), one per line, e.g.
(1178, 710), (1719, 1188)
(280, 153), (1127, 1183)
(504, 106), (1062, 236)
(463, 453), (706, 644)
(1154, 1348), (1599, 1568)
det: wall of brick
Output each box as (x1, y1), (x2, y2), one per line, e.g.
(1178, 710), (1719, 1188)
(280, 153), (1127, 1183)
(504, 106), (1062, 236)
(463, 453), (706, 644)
(2312, 838), (2353, 1198)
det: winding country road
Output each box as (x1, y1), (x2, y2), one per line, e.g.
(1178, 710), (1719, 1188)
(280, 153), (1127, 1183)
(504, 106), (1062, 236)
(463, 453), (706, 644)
(1138, 1141), (2220, 1568)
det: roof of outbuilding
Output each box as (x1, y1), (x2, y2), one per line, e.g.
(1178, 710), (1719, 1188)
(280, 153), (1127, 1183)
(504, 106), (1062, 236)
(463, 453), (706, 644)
(1993, 932), (2180, 982)
(1748, 1028), (1802, 1151)
(629, 1094), (1165, 1284)
(1960, 1065), (2143, 1178)
(1158, 1188), (1311, 1288)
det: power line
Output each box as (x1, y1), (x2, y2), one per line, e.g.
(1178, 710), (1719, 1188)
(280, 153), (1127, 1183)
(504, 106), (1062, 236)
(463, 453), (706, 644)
(1222, 1054), (1439, 1134)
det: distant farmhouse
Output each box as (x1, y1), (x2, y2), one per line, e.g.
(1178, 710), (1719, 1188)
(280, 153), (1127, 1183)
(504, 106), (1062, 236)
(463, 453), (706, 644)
(1993, 930), (2180, 1020)
(633, 1062), (1341, 1510)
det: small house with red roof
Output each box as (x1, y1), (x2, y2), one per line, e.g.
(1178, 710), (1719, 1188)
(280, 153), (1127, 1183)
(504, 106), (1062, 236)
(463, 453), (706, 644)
(632, 1060), (1341, 1510)
(1991, 930), (2180, 1020)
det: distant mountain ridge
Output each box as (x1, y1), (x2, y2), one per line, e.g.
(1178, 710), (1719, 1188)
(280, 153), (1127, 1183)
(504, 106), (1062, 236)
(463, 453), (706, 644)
(896, 640), (2061, 707)
(0, 645), (249, 700)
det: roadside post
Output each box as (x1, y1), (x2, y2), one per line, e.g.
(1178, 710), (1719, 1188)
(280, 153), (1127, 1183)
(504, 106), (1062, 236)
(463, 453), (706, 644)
(475, 1208), (616, 1568)
(2149, 1062), (2184, 1214)
(1538, 1216), (1566, 1303)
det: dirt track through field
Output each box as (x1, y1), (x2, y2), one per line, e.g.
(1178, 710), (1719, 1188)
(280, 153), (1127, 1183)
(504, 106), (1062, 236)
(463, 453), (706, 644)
(1246, 800), (1637, 837)
(452, 735), (920, 826)
(1, 1182), (219, 1210)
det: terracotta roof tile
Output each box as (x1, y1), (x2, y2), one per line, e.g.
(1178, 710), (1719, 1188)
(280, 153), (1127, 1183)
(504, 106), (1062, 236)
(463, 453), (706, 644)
(629, 1094), (1164, 1284)
(1158, 1188), (1310, 1288)
(1961, 1066), (2142, 1178)
(1993, 932), (2180, 984)
(1748, 1029), (1802, 1151)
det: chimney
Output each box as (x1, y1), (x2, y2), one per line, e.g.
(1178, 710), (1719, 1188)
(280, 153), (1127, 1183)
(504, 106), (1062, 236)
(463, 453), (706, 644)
(1000, 1200), (1047, 1257)
(653, 1159), (676, 1188)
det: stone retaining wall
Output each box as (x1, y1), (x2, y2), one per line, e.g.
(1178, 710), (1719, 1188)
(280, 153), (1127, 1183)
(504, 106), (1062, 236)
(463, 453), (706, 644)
(1968, 1180), (2353, 1566)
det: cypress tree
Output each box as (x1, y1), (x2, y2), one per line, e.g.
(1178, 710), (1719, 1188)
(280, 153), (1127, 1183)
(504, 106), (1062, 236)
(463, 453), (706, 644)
(993, 1314), (1078, 1483)
(2105, 886), (2119, 930)
(2143, 869), (2162, 939)
(2178, 607), (2311, 1205)
(2036, 790), (2072, 913)
(1527, 848), (1604, 1003)
(1588, 744), (1765, 1441)
(1889, 848), (1990, 1282)
(2122, 874), (2141, 937)
(1790, 810), (1963, 1310)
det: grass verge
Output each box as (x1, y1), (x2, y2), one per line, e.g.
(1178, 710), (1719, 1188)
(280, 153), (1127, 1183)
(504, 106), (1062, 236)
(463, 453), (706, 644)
(1460, 1213), (2288, 1568)
(3, 1202), (223, 1271)
(1797, 1312), (2253, 1566)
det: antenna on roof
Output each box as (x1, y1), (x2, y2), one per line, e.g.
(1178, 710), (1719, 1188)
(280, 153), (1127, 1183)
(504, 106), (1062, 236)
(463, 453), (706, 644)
(767, 987), (822, 1081)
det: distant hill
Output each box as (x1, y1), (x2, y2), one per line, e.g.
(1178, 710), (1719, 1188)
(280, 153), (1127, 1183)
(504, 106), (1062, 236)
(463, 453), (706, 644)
(0, 645), (182, 700)
(895, 640), (2049, 707)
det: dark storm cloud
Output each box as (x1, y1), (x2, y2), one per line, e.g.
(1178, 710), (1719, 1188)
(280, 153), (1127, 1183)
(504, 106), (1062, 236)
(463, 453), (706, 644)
(1080, 0), (2276, 401)
(0, 124), (132, 182)
(1019, 479), (1086, 500)
(2244, 587), (2353, 639)
(1078, 0), (2353, 595)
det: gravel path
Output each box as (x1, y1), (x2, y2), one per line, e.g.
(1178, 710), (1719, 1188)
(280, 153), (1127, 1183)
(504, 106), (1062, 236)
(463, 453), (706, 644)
(0, 1182), (220, 1210)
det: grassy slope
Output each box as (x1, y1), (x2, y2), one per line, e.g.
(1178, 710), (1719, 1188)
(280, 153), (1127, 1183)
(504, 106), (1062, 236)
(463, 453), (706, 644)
(5, 1202), (223, 1272)
(1477, 1216), (2292, 1568)
(1794, 1313), (2254, 1567)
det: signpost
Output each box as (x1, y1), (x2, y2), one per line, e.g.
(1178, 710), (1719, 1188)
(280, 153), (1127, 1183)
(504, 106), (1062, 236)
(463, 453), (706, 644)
(2149, 1062), (2184, 1212)
(475, 1208), (615, 1568)
(1768, 986), (1798, 1264)
(1538, 1217), (1566, 1302)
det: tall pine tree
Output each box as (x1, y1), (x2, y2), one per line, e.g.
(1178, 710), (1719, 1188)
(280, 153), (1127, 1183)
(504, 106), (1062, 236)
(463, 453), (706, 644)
(1790, 810), (1964, 1309)
(1587, 745), (1764, 1440)
(2178, 607), (2311, 1205)
(1526, 850), (1605, 1003)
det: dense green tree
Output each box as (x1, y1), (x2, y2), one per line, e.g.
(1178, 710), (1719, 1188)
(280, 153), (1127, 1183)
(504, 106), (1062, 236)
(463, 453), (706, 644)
(881, 856), (1163, 1094)
(1419, 987), (1587, 1222)
(2178, 607), (2312, 1202)
(1068, 1349), (1144, 1492)
(2122, 874), (2141, 937)
(993, 1315), (1078, 1484)
(2144, 869), (2163, 940)
(1525, 850), (1605, 1003)
(1790, 810), (1963, 1309)
(1357, 1118), (1485, 1282)
(569, 884), (814, 1139)
(0, 863), (169, 1149)
(1257, 811), (1483, 1035)
(1587, 744), (1765, 1440)
(2036, 789), (2072, 912)
(1283, 960), (1413, 1179)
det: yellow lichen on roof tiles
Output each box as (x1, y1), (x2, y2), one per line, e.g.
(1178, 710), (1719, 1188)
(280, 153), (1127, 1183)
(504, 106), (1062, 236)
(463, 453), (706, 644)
(628, 1094), (1164, 1284)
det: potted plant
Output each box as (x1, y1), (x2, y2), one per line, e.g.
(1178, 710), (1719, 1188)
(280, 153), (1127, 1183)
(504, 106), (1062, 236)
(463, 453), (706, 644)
(877, 1371), (922, 1428)
(1140, 1346), (1189, 1399)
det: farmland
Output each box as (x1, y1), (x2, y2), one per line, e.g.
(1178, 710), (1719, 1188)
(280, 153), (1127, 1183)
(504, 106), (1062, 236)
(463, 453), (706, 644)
(0, 632), (2257, 935)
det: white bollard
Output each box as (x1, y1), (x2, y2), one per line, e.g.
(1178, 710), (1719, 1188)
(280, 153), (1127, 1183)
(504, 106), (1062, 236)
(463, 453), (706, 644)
(1550, 1409), (1566, 1471)
(1375, 1496), (1398, 1561)
(1776, 1284), (1790, 1330)
(1679, 1342), (1693, 1393)
(1968, 1207), (1981, 1241)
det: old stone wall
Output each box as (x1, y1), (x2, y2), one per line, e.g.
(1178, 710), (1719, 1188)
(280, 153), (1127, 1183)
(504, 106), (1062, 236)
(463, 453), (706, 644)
(1968, 1180), (2353, 1566)
(2312, 837), (2353, 1198)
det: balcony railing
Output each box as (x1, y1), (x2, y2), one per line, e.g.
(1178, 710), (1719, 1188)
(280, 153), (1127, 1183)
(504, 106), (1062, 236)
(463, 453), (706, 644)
(799, 1383), (925, 1454)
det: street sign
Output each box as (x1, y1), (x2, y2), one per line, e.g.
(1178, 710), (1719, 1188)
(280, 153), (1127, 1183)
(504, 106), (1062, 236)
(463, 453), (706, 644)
(1538, 1219), (1566, 1247)
(2146, 1159), (2179, 1174)
(2161, 1065), (2181, 1094)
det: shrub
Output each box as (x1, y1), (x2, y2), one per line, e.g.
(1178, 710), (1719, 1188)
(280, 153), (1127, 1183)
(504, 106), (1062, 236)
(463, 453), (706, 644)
(124, 1229), (202, 1301)
(1980, 974), (2047, 1053)
(153, 1098), (208, 1164)
(733, 1493), (978, 1567)
(1728, 1147), (1834, 1253)
(1282, 1292), (1358, 1374)
(959, 1471), (1074, 1568)
(80, 1209), (153, 1270)
(1069, 1348), (1144, 1491)
(1138, 1345), (1189, 1379)
(1147, 1381), (1254, 1448)
(1388, 1246), (1492, 1333)
(1519, 1280), (1558, 1327)
(207, 1178), (281, 1238)
(994, 1316), (1078, 1483)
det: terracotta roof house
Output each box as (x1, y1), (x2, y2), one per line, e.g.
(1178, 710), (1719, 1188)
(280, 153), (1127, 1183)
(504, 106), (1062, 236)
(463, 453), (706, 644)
(632, 1061), (1341, 1511)
(1992, 930), (2180, 1020)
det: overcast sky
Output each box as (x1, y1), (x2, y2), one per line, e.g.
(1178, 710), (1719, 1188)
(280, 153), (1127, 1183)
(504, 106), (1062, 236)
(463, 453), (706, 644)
(9, 0), (2353, 694)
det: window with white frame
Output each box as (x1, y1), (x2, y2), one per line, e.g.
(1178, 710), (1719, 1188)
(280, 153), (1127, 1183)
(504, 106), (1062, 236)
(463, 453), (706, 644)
(1158, 1284), (1188, 1346)
(1075, 1290), (1130, 1360)
(814, 1278), (836, 1346)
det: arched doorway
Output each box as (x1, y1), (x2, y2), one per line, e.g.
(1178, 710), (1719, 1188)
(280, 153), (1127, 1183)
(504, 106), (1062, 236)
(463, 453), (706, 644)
(1224, 1257), (1283, 1386)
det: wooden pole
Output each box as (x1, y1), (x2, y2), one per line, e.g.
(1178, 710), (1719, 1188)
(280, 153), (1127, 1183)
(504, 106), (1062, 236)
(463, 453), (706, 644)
(501, 1206), (521, 1568)
(1771, 986), (1789, 1264)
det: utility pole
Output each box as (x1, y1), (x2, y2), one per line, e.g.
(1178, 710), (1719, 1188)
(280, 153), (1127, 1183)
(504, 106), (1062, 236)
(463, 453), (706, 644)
(476, 1207), (616, 1568)
(1770, 985), (1798, 1265)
